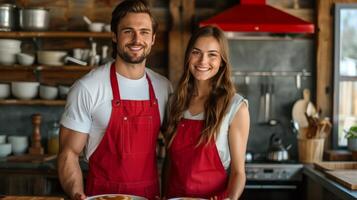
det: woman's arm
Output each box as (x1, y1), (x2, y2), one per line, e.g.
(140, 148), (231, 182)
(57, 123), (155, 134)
(226, 102), (250, 199)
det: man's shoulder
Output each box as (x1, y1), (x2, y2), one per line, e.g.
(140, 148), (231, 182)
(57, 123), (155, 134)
(145, 68), (171, 86)
(79, 63), (110, 85)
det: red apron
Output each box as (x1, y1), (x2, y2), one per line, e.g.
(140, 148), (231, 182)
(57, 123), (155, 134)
(86, 63), (160, 200)
(167, 119), (228, 199)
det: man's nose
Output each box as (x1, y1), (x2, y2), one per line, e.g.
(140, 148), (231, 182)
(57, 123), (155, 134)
(132, 31), (141, 42)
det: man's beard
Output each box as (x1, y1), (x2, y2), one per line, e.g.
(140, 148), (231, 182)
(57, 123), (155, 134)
(117, 44), (149, 64)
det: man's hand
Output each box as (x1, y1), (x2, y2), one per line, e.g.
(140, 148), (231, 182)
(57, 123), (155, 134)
(73, 192), (86, 200)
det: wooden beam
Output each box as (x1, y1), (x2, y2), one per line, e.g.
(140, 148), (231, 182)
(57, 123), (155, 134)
(168, 0), (194, 87)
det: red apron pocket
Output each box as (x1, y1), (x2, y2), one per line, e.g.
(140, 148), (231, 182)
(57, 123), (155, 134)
(121, 115), (154, 154)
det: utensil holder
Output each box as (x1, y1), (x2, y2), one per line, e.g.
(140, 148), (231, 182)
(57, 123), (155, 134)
(298, 138), (324, 163)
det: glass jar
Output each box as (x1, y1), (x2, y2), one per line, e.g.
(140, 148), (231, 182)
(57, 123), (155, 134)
(47, 122), (59, 155)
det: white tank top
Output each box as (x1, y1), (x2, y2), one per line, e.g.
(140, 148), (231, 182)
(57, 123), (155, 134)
(183, 93), (248, 170)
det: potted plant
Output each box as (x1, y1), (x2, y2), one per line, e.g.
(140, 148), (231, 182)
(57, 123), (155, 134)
(346, 126), (357, 151)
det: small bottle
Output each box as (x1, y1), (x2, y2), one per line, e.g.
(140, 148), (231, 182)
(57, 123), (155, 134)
(47, 122), (60, 155)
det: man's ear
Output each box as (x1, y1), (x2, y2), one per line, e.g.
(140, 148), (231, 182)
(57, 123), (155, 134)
(112, 32), (117, 43)
(152, 34), (156, 46)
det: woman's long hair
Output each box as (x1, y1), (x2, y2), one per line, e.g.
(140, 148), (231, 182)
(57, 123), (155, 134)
(163, 26), (236, 146)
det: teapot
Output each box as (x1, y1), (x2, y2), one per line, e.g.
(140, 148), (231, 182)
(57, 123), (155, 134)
(267, 133), (291, 162)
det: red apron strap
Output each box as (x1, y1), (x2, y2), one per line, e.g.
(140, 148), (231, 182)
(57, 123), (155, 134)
(110, 62), (121, 101)
(146, 74), (157, 106)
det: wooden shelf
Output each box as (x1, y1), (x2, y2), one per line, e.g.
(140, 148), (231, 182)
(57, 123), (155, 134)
(0, 65), (94, 71)
(0, 99), (66, 106)
(0, 31), (111, 38)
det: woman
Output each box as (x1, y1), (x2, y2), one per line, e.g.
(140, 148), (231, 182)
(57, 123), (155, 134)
(162, 26), (250, 200)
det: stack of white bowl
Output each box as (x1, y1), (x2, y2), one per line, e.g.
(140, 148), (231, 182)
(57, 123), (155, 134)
(0, 39), (21, 65)
(8, 136), (28, 155)
(0, 135), (12, 158)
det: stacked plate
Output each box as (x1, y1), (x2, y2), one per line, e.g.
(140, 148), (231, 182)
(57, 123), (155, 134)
(0, 39), (21, 65)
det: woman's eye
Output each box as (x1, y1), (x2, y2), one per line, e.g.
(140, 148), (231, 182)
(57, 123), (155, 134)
(191, 51), (200, 55)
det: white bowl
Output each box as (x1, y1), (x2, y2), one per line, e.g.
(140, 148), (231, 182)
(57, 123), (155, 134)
(0, 39), (21, 49)
(8, 136), (28, 155)
(0, 143), (12, 157)
(0, 135), (6, 144)
(37, 50), (68, 66)
(39, 85), (58, 100)
(0, 51), (17, 65)
(104, 24), (111, 32)
(88, 22), (104, 32)
(11, 81), (39, 100)
(17, 53), (35, 66)
(58, 85), (70, 99)
(0, 83), (10, 99)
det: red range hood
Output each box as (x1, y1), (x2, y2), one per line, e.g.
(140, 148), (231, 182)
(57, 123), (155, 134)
(200, 0), (314, 34)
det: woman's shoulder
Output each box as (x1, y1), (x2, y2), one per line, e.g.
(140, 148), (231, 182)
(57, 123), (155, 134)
(226, 93), (248, 123)
(230, 93), (248, 107)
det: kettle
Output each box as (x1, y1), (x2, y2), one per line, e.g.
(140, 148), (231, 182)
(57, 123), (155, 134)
(267, 133), (291, 162)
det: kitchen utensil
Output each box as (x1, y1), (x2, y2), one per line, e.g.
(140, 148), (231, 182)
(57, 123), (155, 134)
(0, 4), (17, 31)
(65, 56), (88, 66)
(83, 16), (92, 25)
(291, 120), (299, 135)
(19, 7), (50, 31)
(258, 83), (266, 123)
(29, 113), (44, 155)
(267, 133), (291, 162)
(292, 88), (311, 128)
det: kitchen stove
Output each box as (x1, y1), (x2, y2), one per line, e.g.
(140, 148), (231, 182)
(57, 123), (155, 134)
(242, 160), (304, 200)
(245, 162), (303, 182)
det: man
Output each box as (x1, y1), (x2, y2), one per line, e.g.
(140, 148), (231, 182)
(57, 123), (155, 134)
(58, 1), (172, 200)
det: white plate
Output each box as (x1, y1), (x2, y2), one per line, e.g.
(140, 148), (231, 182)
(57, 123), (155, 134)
(168, 198), (207, 200)
(85, 194), (147, 200)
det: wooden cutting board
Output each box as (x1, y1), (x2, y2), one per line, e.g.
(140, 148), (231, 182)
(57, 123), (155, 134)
(292, 89), (311, 128)
(323, 150), (352, 161)
(6, 154), (56, 163)
(325, 170), (357, 190)
(314, 161), (357, 171)
(0, 196), (63, 200)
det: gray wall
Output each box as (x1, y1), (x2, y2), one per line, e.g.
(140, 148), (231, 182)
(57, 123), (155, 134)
(228, 38), (315, 160)
(0, 105), (64, 150)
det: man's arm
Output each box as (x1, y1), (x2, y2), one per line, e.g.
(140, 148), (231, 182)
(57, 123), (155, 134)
(58, 126), (88, 200)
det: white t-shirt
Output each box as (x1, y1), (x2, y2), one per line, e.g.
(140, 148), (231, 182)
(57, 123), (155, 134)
(60, 62), (173, 160)
(183, 94), (248, 170)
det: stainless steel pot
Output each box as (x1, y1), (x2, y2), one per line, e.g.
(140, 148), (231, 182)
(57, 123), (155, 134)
(19, 7), (49, 31)
(267, 134), (291, 162)
(0, 4), (17, 31)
